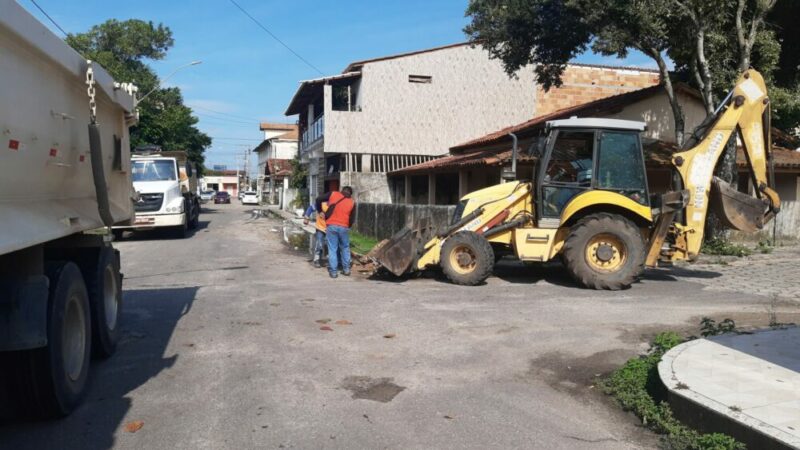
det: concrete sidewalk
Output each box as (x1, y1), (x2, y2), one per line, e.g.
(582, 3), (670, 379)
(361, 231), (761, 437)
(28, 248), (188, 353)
(659, 327), (800, 449)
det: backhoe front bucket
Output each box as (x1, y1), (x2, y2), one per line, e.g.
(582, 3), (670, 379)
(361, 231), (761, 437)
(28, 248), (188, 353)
(366, 228), (419, 276)
(709, 177), (769, 233)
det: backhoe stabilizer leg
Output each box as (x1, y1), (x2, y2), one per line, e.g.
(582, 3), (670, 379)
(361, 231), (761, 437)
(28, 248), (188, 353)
(645, 190), (688, 267)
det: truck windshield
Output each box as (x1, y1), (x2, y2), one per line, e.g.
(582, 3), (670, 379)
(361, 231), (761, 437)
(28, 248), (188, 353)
(132, 160), (177, 182)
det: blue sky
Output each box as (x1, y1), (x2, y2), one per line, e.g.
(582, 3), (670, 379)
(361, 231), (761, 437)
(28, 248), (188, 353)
(23, 0), (657, 171)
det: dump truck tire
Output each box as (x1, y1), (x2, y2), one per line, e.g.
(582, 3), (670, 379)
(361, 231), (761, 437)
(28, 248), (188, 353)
(562, 213), (645, 290)
(17, 262), (92, 418)
(440, 231), (494, 286)
(86, 247), (121, 359)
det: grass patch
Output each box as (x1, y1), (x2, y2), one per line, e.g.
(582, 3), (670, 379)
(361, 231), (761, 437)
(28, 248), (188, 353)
(701, 238), (752, 257)
(349, 231), (379, 254)
(601, 332), (744, 450)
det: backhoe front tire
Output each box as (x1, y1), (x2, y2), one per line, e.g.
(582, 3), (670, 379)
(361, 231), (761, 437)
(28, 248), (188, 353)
(440, 231), (494, 286)
(562, 213), (645, 290)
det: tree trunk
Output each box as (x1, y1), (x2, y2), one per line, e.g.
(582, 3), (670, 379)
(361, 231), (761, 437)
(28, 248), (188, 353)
(651, 50), (685, 147)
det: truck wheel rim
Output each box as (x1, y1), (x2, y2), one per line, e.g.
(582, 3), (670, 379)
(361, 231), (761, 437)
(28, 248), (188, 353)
(63, 294), (87, 382)
(450, 245), (477, 274)
(103, 265), (119, 331)
(585, 233), (626, 272)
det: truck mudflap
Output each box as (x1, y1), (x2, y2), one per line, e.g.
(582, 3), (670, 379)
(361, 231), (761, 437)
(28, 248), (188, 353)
(0, 276), (49, 351)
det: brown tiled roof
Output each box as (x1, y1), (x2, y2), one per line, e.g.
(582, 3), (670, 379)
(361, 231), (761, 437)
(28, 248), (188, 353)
(393, 141), (671, 176)
(259, 122), (296, 131)
(451, 84), (697, 152)
(391, 141), (800, 176)
(267, 159), (293, 178)
(748, 147), (800, 169)
(276, 128), (299, 140)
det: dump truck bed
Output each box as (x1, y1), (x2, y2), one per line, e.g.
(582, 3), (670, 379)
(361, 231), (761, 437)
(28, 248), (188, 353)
(0, 0), (136, 255)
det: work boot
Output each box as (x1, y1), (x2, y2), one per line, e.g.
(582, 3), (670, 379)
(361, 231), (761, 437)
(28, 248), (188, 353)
(329, 271), (338, 279)
(342, 270), (351, 276)
(313, 260), (321, 268)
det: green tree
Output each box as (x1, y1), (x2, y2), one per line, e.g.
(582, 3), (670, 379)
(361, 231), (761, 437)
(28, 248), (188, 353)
(66, 19), (210, 171)
(464, 0), (787, 146)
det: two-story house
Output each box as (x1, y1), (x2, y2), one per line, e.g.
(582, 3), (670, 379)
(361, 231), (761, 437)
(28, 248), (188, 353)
(285, 43), (544, 203)
(254, 122), (298, 202)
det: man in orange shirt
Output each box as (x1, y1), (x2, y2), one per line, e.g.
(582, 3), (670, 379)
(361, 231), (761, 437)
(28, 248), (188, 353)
(315, 186), (355, 278)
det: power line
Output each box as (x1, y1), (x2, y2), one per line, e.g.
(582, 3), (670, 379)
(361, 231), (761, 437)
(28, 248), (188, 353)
(227, 0), (325, 76)
(29, 0), (68, 37)
(189, 104), (263, 123)
(194, 112), (255, 125)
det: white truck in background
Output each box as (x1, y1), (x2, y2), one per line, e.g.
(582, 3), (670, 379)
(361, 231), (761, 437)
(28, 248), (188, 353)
(113, 148), (201, 239)
(0, 1), (136, 418)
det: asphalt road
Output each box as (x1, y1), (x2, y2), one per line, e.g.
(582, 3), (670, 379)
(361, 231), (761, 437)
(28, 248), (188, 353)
(1, 203), (797, 449)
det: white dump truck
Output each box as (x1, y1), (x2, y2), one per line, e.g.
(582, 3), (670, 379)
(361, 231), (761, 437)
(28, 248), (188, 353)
(0, 1), (137, 418)
(113, 148), (201, 238)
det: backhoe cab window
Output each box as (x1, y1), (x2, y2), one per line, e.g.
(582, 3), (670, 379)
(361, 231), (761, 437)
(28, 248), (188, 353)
(544, 131), (594, 185)
(541, 131), (595, 217)
(596, 132), (647, 205)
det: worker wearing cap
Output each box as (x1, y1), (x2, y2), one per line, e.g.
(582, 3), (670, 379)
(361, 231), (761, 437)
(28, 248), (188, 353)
(315, 186), (355, 278)
(303, 201), (329, 268)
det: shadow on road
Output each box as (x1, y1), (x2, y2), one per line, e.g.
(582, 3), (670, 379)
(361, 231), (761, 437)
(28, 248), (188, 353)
(0, 286), (199, 450)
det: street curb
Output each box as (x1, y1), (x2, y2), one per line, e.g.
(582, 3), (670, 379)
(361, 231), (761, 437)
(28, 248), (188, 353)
(658, 331), (799, 450)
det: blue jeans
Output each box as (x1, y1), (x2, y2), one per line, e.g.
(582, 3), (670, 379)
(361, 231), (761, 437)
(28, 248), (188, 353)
(326, 225), (351, 274)
(313, 230), (326, 263)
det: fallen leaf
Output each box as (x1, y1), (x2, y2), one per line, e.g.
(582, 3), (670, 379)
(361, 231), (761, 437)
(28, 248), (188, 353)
(320, 326), (333, 331)
(335, 320), (352, 325)
(124, 420), (144, 433)
(383, 333), (396, 339)
(315, 319), (331, 324)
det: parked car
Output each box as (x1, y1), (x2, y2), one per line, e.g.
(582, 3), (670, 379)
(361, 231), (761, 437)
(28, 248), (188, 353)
(241, 191), (259, 205)
(214, 191), (231, 204)
(238, 191), (245, 200)
(199, 191), (215, 203)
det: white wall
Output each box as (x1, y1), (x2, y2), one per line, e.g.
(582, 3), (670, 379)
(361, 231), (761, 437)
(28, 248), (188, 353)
(323, 45), (538, 157)
(606, 90), (707, 144)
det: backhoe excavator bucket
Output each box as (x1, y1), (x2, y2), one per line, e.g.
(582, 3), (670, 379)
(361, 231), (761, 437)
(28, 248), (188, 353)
(709, 177), (769, 233)
(366, 227), (420, 276)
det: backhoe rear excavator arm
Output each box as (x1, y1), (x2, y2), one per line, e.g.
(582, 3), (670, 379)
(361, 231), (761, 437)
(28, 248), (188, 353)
(648, 69), (780, 265)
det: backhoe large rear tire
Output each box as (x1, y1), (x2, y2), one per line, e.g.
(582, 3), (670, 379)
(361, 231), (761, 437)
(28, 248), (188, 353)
(562, 213), (645, 290)
(440, 231), (494, 286)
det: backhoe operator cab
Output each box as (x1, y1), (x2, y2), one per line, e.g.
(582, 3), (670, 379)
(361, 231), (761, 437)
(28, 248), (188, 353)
(370, 69), (779, 290)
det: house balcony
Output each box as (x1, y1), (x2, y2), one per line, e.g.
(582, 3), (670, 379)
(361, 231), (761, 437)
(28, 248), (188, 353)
(301, 115), (324, 154)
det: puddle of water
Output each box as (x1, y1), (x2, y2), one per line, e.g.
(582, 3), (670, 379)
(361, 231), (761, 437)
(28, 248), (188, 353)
(281, 220), (311, 252)
(341, 376), (406, 403)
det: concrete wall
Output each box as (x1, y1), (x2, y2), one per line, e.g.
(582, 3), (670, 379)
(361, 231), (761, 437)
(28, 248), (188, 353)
(323, 45), (538, 157)
(352, 202), (456, 240)
(271, 140), (298, 160)
(606, 90), (707, 145)
(340, 172), (392, 203)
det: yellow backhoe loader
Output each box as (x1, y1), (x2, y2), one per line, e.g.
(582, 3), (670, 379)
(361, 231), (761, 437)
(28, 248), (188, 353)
(369, 69), (780, 289)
